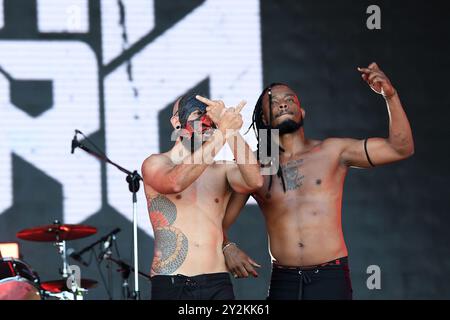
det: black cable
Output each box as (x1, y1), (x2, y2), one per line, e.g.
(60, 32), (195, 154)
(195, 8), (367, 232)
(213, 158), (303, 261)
(114, 236), (121, 259)
(107, 256), (113, 300)
(84, 246), (94, 266)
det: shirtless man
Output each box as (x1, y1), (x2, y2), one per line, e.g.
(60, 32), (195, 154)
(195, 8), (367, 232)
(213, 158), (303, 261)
(141, 94), (263, 300)
(222, 63), (415, 300)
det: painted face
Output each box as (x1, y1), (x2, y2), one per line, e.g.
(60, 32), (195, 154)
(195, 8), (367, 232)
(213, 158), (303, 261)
(185, 113), (216, 138)
(178, 95), (207, 129)
(177, 94), (216, 149)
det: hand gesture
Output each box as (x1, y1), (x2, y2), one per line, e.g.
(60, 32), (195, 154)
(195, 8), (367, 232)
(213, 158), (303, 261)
(195, 95), (225, 125)
(196, 95), (246, 133)
(358, 62), (396, 98)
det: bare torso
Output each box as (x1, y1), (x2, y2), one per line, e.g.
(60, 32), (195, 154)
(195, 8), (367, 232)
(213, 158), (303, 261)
(252, 138), (349, 267)
(144, 155), (232, 277)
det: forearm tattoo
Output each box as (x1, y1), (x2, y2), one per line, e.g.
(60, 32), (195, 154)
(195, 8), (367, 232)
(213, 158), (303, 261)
(148, 195), (188, 274)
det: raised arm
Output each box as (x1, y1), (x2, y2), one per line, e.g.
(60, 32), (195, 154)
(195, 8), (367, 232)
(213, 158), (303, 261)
(340, 62), (415, 168)
(141, 128), (228, 194)
(226, 132), (264, 193)
(196, 95), (263, 193)
(142, 95), (251, 194)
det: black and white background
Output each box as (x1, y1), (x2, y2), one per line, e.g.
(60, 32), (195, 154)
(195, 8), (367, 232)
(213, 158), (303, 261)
(0, 0), (449, 299)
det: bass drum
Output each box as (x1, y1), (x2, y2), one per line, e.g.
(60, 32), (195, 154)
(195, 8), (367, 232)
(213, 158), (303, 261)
(0, 258), (41, 300)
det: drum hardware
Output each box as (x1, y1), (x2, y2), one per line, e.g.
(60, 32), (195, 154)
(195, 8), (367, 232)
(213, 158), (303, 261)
(14, 220), (98, 300)
(40, 278), (97, 300)
(104, 256), (151, 300)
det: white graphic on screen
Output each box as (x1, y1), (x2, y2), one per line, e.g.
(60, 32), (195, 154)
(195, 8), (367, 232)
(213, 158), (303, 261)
(37, 0), (89, 33)
(0, 41), (101, 224)
(0, 0), (262, 237)
(101, 0), (155, 65)
(104, 0), (262, 237)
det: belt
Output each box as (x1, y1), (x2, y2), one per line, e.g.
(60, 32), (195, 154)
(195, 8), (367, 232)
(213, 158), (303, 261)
(273, 256), (348, 271)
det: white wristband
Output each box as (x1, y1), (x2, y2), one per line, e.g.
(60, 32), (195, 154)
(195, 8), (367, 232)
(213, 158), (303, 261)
(222, 242), (237, 253)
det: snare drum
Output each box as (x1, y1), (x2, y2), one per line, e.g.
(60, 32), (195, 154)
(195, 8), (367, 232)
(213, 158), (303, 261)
(0, 258), (41, 300)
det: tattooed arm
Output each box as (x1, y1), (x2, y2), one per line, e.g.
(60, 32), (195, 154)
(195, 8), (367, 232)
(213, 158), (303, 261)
(142, 127), (231, 194)
(195, 95), (263, 193)
(225, 133), (264, 193)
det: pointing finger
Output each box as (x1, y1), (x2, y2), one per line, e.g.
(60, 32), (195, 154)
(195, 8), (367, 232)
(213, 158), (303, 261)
(357, 67), (373, 74)
(195, 95), (215, 106)
(235, 100), (247, 113)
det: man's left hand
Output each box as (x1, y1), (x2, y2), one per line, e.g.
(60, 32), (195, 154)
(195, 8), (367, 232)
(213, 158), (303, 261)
(195, 95), (226, 126)
(358, 62), (396, 98)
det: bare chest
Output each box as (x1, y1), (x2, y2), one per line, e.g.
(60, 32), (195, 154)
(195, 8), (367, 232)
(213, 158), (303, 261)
(254, 149), (346, 204)
(145, 166), (230, 212)
(177, 169), (229, 205)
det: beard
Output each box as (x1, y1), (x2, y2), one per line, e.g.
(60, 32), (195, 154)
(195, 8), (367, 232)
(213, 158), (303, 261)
(274, 117), (304, 135)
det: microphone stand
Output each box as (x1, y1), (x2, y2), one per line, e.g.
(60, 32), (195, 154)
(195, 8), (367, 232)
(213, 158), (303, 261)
(71, 130), (142, 299)
(105, 256), (151, 300)
(73, 228), (121, 260)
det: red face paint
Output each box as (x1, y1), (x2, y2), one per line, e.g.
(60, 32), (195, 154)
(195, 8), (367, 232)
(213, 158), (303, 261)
(184, 113), (216, 138)
(199, 114), (215, 130)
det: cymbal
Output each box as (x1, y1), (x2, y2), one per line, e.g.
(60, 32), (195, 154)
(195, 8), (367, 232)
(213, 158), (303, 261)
(41, 279), (98, 293)
(17, 224), (97, 242)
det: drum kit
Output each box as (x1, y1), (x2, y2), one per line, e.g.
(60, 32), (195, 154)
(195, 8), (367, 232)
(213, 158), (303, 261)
(1, 131), (146, 300)
(0, 220), (99, 300)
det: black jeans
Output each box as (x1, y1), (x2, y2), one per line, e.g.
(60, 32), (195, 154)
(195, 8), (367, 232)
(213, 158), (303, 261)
(267, 257), (353, 300)
(151, 272), (235, 300)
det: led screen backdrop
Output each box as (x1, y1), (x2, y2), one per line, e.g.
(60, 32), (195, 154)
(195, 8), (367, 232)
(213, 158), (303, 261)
(0, 0), (449, 299)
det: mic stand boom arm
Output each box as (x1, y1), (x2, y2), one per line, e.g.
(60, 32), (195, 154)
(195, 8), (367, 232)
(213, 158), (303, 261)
(72, 131), (142, 300)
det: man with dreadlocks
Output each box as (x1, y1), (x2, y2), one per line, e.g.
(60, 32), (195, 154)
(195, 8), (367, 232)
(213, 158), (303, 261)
(142, 94), (263, 300)
(222, 62), (415, 300)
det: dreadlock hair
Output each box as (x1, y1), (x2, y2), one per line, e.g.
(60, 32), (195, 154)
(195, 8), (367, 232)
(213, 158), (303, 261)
(246, 82), (290, 193)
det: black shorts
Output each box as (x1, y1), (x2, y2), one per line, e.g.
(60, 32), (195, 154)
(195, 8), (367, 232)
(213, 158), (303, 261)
(151, 272), (235, 300)
(267, 256), (353, 300)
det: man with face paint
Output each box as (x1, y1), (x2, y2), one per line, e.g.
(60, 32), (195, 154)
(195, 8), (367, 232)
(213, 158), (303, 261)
(222, 63), (415, 300)
(141, 94), (263, 300)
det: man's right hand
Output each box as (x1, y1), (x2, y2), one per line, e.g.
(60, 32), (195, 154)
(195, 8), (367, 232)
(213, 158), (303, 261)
(196, 95), (246, 134)
(223, 244), (261, 278)
(218, 106), (245, 136)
